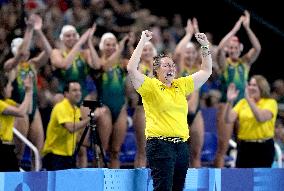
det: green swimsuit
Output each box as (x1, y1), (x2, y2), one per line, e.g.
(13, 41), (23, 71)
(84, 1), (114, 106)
(12, 62), (38, 122)
(220, 58), (249, 103)
(98, 64), (126, 122)
(58, 51), (90, 100)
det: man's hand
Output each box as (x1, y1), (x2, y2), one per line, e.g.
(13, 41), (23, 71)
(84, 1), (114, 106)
(80, 106), (91, 119)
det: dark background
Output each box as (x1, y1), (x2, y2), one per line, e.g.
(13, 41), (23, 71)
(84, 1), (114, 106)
(140, 0), (283, 83)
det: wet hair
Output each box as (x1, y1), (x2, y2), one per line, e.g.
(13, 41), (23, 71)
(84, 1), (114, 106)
(251, 75), (271, 98)
(152, 54), (170, 78)
(0, 73), (9, 99)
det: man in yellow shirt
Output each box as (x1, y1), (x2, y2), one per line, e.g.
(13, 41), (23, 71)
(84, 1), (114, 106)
(0, 74), (33, 172)
(127, 30), (212, 191)
(42, 81), (91, 170)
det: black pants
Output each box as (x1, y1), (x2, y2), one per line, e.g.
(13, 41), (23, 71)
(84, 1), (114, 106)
(42, 153), (76, 171)
(0, 142), (19, 172)
(236, 138), (275, 168)
(146, 139), (189, 191)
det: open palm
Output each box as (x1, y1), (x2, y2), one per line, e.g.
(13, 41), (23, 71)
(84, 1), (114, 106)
(227, 83), (239, 102)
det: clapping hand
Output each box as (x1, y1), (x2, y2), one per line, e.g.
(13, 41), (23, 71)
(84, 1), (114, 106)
(33, 14), (43, 31)
(25, 14), (36, 29)
(227, 83), (239, 103)
(24, 73), (33, 93)
(89, 23), (96, 40)
(88, 23), (96, 46)
(233, 16), (244, 32)
(119, 34), (129, 49)
(185, 19), (194, 35)
(78, 28), (91, 46)
(192, 17), (200, 33)
(242, 10), (250, 29)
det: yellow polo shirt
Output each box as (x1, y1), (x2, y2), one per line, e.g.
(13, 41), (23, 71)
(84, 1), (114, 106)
(137, 75), (194, 141)
(0, 99), (17, 142)
(233, 98), (278, 140)
(42, 98), (81, 156)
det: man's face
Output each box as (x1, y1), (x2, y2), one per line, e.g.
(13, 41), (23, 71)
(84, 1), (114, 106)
(67, 82), (82, 104)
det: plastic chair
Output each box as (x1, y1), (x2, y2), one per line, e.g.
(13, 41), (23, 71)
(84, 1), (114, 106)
(200, 107), (237, 167)
(120, 131), (137, 163)
(201, 132), (218, 163)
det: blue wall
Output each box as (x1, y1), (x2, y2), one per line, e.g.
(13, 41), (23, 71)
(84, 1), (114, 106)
(1, 168), (284, 191)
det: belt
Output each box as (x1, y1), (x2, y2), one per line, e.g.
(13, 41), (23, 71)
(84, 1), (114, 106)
(0, 140), (14, 145)
(147, 136), (184, 143)
(240, 138), (272, 143)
